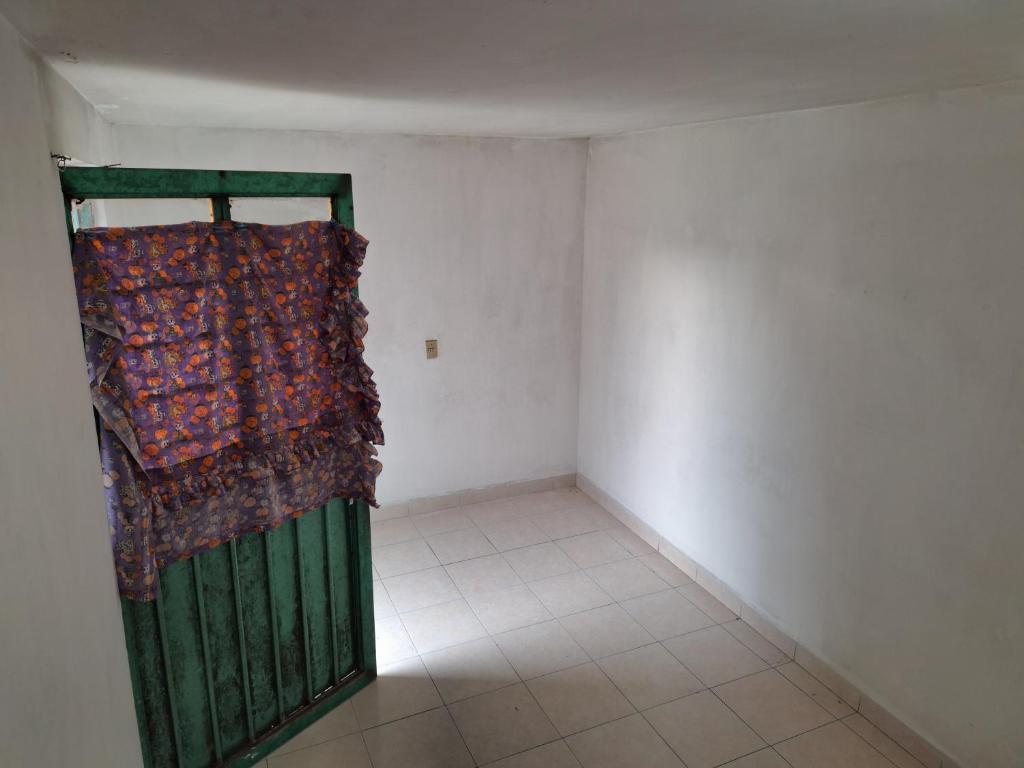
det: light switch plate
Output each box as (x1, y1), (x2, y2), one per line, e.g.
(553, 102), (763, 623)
(425, 339), (438, 359)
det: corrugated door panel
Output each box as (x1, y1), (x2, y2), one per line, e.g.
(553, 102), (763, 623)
(160, 561), (218, 767)
(234, 534), (280, 733)
(328, 498), (356, 675)
(199, 544), (250, 755)
(266, 520), (307, 715)
(122, 500), (374, 768)
(297, 511), (333, 693)
(122, 599), (173, 765)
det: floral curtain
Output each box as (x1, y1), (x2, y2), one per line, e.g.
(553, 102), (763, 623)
(73, 220), (383, 600)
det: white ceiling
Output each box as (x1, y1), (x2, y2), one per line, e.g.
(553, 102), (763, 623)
(4, 0), (1024, 138)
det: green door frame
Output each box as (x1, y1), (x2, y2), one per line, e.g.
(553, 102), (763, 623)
(61, 167), (375, 768)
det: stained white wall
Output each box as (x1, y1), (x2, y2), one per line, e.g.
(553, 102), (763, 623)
(578, 83), (1024, 767)
(0, 15), (141, 768)
(112, 125), (588, 504)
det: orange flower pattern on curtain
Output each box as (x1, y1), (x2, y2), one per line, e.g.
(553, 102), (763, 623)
(73, 220), (383, 600)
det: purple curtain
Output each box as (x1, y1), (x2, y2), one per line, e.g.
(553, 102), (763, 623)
(73, 220), (383, 600)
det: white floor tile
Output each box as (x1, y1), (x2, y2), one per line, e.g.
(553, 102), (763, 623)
(676, 582), (737, 623)
(597, 643), (704, 710)
(722, 620), (791, 666)
(842, 714), (927, 768)
(268, 732), (371, 768)
(412, 507), (475, 537)
(775, 721), (894, 768)
(582, 504), (622, 530)
(512, 489), (586, 516)
(448, 683), (560, 765)
(482, 740), (582, 768)
(714, 669), (833, 744)
(446, 554), (524, 596)
(556, 531), (631, 569)
(427, 528), (498, 564)
(271, 700), (359, 756)
(503, 542), (579, 582)
(462, 498), (524, 526)
(526, 662), (634, 736)
(362, 707), (473, 768)
(620, 589), (714, 641)
(382, 566), (461, 613)
(479, 517), (551, 551)
(528, 570), (614, 617)
(371, 503), (409, 522)
(420, 637), (520, 703)
(720, 748), (792, 768)
(559, 604), (655, 659)
(566, 713), (684, 768)
(374, 616), (418, 665)
(494, 620), (591, 679)
(401, 598), (488, 654)
(637, 553), (693, 586)
(372, 539), (440, 578)
(373, 581), (397, 619)
(532, 507), (606, 540)
(466, 585), (554, 634)
(607, 527), (658, 557)
(352, 656), (442, 729)
(411, 508), (475, 538)
(371, 516), (422, 548)
(645, 690), (766, 768)
(777, 662), (855, 719)
(585, 559), (671, 601)
(661, 625), (768, 687)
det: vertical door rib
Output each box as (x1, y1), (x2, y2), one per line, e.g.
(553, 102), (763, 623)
(294, 517), (314, 702)
(346, 500), (366, 671)
(192, 557), (223, 763)
(357, 500), (376, 673)
(154, 594), (185, 768)
(230, 540), (256, 742)
(324, 505), (340, 683)
(264, 534), (285, 723)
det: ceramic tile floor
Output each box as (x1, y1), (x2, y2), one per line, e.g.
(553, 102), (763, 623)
(260, 487), (925, 768)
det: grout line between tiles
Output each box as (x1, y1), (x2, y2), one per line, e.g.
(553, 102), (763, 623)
(704, 675), (826, 751)
(439, 701), (481, 767)
(357, 729), (375, 768)
(774, 719), (904, 768)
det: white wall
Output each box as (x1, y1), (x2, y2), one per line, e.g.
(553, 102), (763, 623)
(112, 126), (588, 504)
(579, 83), (1024, 768)
(0, 15), (141, 768)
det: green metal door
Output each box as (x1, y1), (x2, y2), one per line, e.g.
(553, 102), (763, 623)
(121, 500), (374, 768)
(61, 168), (376, 768)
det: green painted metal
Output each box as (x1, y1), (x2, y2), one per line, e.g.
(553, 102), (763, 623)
(211, 195), (232, 221)
(294, 516), (315, 703)
(59, 167), (353, 202)
(191, 557), (224, 762)
(60, 167), (375, 768)
(120, 505), (372, 767)
(263, 535), (286, 725)
(229, 541), (257, 743)
(329, 182), (355, 230)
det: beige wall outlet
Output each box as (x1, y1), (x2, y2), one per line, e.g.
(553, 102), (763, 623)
(425, 339), (438, 359)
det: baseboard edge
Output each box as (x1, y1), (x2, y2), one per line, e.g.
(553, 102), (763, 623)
(375, 473), (578, 519)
